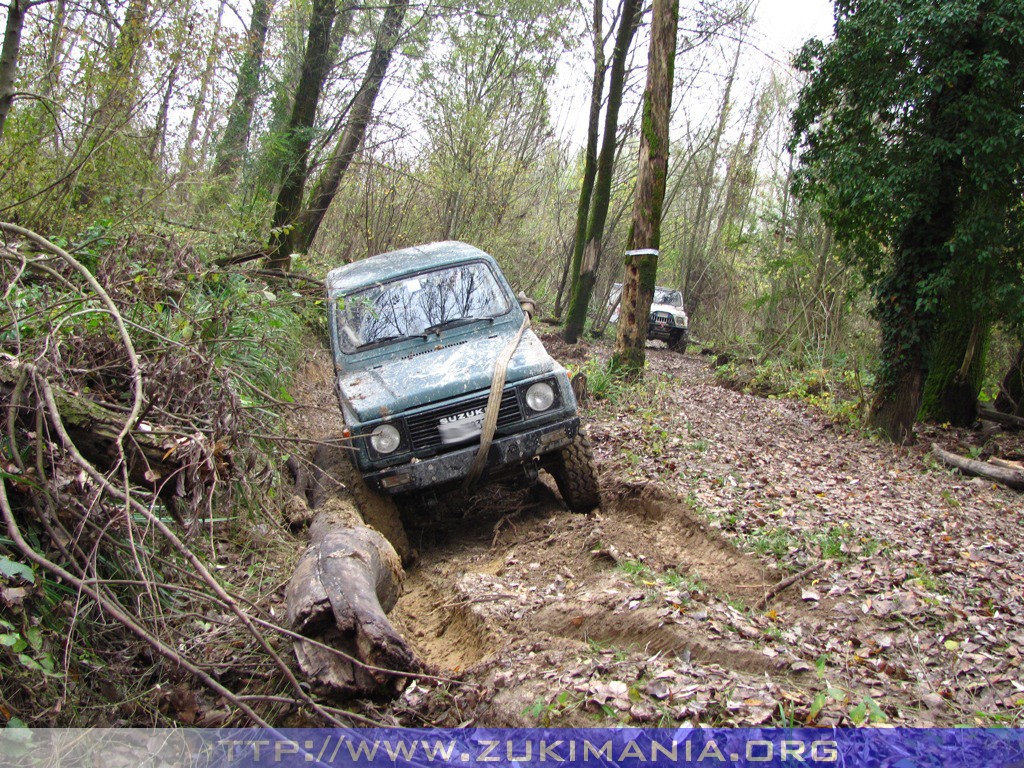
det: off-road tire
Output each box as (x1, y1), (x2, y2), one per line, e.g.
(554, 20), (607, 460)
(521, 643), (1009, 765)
(310, 442), (414, 565)
(548, 431), (601, 513)
(669, 329), (689, 353)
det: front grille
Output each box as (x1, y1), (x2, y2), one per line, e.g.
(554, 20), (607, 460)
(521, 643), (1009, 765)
(651, 311), (672, 324)
(406, 389), (524, 451)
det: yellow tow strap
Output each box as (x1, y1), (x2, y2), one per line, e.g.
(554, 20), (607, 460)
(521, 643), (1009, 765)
(462, 295), (535, 493)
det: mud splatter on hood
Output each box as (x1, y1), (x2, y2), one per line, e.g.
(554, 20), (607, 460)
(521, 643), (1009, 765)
(338, 328), (556, 422)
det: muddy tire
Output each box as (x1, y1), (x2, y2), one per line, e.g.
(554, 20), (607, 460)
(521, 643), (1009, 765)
(548, 431), (601, 513)
(669, 329), (689, 353)
(311, 442), (414, 565)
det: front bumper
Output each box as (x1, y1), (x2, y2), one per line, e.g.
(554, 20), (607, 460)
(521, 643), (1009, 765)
(647, 321), (686, 341)
(364, 417), (580, 495)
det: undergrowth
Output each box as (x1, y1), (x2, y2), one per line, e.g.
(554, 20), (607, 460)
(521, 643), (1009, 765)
(0, 224), (323, 726)
(713, 353), (873, 429)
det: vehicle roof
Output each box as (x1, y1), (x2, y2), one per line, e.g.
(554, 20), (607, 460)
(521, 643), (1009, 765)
(325, 241), (495, 294)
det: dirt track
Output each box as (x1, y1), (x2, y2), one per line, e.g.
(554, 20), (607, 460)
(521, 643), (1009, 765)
(287, 338), (1024, 728)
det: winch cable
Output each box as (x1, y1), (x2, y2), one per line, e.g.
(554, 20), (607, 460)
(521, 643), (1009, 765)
(462, 295), (536, 494)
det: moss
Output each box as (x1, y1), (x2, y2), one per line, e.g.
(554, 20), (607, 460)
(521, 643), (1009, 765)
(918, 299), (990, 426)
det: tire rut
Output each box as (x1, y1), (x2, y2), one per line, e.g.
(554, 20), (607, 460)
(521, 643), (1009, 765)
(393, 479), (812, 682)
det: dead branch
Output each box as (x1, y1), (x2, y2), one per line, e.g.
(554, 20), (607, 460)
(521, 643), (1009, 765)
(25, 367), (351, 725)
(989, 457), (1024, 472)
(0, 478), (271, 726)
(216, 268), (322, 286)
(214, 248), (268, 267)
(755, 562), (826, 610)
(931, 443), (1024, 491)
(0, 223), (143, 454)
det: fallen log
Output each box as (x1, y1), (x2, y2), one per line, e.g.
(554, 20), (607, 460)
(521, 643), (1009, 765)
(989, 457), (1024, 472)
(978, 407), (1024, 431)
(931, 443), (1024, 491)
(285, 498), (418, 698)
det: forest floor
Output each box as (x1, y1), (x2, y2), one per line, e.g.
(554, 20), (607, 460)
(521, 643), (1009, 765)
(285, 334), (1024, 729)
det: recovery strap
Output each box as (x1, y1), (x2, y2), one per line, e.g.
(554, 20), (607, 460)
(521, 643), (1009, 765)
(462, 294), (536, 493)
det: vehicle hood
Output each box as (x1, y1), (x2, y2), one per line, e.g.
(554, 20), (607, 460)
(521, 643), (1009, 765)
(338, 328), (556, 422)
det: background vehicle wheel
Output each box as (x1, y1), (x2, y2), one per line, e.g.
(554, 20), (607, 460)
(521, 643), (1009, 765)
(669, 329), (689, 353)
(547, 431), (601, 513)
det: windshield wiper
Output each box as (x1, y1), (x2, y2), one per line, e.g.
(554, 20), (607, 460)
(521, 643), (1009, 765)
(424, 316), (494, 336)
(356, 333), (427, 350)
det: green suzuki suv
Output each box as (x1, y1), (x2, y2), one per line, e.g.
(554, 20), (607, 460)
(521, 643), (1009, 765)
(326, 241), (600, 512)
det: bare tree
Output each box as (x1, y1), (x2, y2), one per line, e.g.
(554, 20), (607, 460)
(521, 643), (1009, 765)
(562, 0), (642, 344)
(292, 0), (410, 255)
(265, 0), (347, 269)
(179, 0), (227, 172)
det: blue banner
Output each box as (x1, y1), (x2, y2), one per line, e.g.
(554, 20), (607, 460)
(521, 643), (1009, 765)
(3, 728), (1024, 768)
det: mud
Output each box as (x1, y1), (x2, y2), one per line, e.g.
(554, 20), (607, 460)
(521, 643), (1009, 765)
(285, 339), (982, 728)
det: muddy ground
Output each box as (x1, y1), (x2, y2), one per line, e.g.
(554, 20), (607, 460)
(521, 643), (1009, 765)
(285, 336), (1024, 728)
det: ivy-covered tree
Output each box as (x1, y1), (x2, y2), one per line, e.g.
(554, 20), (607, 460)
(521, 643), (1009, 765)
(562, 0), (641, 345)
(791, 0), (1024, 440)
(265, 0), (345, 269)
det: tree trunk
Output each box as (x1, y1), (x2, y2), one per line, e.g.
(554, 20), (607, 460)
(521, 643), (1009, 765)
(0, 0), (27, 142)
(867, 228), (958, 441)
(40, 0), (64, 100)
(562, 0), (642, 344)
(100, 0), (150, 118)
(869, 359), (925, 443)
(212, 0), (275, 178)
(285, 501), (418, 699)
(611, 0), (678, 375)
(995, 341), (1024, 416)
(149, 58), (180, 164)
(265, 0), (340, 269)
(866, 222), (944, 442)
(919, 296), (988, 426)
(559, 0), (604, 323)
(290, 0), (409, 255)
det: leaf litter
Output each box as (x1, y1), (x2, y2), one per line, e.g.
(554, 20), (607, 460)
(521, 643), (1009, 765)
(287, 338), (1024, 728)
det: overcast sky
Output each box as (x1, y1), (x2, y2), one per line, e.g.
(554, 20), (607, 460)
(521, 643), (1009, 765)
(550, 0), (836, 146)
(752, 0), (835, 59)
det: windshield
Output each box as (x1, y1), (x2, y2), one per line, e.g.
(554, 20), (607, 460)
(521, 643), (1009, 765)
(335, 261), (511, 352)
(653, 288), (683, 308)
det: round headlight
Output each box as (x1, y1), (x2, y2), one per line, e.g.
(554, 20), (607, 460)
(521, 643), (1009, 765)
(525, 382), (555, 412)
(370, 423), (401, 454)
